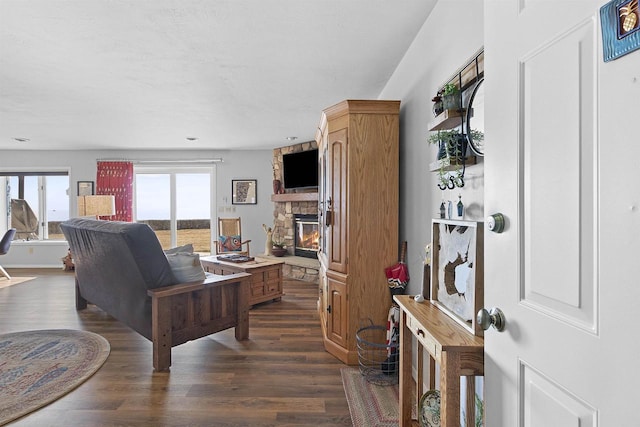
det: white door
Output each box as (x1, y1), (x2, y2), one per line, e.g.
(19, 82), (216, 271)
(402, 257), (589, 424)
(485, 1), (640, 425)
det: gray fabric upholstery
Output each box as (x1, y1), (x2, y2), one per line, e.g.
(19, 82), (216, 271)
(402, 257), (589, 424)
(0, 228), (16, 255)
(60, 218), (177, 340)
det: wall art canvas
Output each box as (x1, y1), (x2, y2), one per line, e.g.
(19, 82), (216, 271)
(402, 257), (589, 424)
(431, 219), (484, 336)
(231, 179), (257, 205)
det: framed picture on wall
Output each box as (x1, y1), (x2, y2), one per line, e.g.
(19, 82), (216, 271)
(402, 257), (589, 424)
(77, 181), (94, 196)
(431, 219), (484, 336)
(231, 179), (257, 205)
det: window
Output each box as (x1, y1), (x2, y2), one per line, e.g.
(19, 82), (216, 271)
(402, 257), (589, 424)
(134, 166), (214, 254)
(1, 171), (70, 240)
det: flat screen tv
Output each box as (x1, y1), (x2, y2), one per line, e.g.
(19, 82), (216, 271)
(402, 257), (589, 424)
(282, 149), (318, 189)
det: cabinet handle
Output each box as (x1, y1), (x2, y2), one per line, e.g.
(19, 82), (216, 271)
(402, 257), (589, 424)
(416, 328), (425, 337)
(327, 305), (332, 313)
(325, 210), (332, 227)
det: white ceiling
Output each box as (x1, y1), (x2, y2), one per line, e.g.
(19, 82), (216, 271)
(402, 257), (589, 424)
(0, 0), (436, 151)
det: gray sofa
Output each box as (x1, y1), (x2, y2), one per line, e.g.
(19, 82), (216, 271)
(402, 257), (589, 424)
(61, 218), (251, 371)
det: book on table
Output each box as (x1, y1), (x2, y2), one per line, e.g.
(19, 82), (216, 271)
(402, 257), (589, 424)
(217, 254), (255, 263)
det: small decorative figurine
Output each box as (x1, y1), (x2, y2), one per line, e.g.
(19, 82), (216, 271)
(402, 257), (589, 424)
(457, 194), (464, 219)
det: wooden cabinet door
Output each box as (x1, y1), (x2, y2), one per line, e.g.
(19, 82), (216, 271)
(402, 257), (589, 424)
(327, 128), (348, 273)
(327, 276), (347, 348)
(318, 267), (328, 329)
(318, 128), (329, 263)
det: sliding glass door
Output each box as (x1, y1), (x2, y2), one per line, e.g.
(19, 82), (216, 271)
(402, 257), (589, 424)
(134, 166), (214, 254)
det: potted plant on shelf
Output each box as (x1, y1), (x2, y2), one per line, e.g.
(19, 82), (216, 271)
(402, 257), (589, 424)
(271, 238), (287, 257)
(428, 129), (467, 160)
(441, 83), (461, 111)
(428, 129), (468, 189)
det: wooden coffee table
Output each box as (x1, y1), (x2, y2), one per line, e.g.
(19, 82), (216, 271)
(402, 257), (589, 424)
(200, 256), (284, 307)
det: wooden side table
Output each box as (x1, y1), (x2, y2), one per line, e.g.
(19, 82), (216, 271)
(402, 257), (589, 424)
(200, 256), (284, 307)
(394, 295), (484, 427)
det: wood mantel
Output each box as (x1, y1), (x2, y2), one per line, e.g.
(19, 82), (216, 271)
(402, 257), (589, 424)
(271, 192), (318, 202)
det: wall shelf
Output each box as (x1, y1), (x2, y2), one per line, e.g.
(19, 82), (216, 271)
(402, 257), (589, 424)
(271, 192), (318, 202)
(428, 109), (465, 131)
(429, 156), (477, 172)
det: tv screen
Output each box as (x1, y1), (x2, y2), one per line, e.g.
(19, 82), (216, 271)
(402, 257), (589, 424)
(282, 149), (318, 189)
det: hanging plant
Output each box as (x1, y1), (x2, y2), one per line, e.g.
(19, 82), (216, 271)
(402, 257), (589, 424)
(427, 130), (467, 159)
(427, 130), (468, 189)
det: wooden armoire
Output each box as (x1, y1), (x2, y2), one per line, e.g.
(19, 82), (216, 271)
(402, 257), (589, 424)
(316, 99), (400, 364)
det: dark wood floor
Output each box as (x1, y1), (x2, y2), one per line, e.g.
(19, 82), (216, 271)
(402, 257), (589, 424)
(0, 269), (353, 426)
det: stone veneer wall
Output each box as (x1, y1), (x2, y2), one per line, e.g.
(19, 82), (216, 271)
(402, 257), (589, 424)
(272, 140), (319, 283)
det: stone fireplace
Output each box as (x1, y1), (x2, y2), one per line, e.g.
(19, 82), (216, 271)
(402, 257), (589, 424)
(269, 140), (319, 282)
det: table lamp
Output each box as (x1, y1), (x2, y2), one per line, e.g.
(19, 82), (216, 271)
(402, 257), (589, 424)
(78, 195), (116, 219)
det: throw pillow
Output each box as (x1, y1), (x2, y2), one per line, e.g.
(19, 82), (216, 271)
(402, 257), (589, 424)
(166, 252), (206, 283)
(164, 243), (194, 255)
(219, 234), (242, 252)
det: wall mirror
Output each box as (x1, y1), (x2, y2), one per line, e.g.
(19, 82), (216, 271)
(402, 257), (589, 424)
(466, 78), (485, 156)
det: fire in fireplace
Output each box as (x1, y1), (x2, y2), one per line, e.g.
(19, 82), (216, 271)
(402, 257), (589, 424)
(294, 214), (319, 258)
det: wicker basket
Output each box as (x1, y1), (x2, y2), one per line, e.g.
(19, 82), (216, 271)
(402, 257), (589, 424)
(355, 324), (399, 385)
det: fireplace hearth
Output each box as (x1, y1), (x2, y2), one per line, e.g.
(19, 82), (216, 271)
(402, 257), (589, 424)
(294, 214), (319, 258)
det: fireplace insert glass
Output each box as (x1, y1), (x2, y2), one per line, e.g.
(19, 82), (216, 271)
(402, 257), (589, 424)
(294, 214), (319, 258)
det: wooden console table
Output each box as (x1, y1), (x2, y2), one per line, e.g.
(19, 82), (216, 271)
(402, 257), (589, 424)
(201, 256), (284, 307)
(393, 295), (484, 427)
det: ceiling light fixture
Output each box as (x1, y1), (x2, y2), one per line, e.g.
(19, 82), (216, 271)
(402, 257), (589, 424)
(286, 136), (298, 141)
(14, 137), (30, 142)
(186, 137), (198, 142)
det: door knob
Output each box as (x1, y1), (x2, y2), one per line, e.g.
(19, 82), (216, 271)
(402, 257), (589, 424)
(477, 307), (506, 332)
(486, 213), (505, 233)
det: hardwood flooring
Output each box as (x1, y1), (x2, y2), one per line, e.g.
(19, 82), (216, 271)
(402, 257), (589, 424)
(0, 269), (352, 426)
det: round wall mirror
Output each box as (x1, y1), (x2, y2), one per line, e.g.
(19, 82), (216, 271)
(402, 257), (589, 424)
(466, 78), (485, 156)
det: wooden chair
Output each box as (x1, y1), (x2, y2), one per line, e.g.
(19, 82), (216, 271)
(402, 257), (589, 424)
(214, 217), (251, 256)
(0, 228), (17, 280)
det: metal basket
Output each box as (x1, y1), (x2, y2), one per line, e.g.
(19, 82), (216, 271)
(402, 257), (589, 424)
(355, 324), (399, 386)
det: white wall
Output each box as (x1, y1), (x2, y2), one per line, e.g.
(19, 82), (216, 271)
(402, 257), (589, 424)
(0, 149), (273, 267)
(380, 0), (485, 297)
(379, 0), (485, 414)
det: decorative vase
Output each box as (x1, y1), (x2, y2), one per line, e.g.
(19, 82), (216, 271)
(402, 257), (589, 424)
(271, 247), (287, 257)
(273, 179), (281, 194)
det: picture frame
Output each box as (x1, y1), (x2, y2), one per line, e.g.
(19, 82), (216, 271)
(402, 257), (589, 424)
(430, 219), (484, 336)
(77, 181), (94, 196)
(600, 0), (640, 62)
(231, 179), (257, 205)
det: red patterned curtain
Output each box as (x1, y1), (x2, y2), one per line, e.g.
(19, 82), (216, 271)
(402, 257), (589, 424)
(96, 161), (134, 222)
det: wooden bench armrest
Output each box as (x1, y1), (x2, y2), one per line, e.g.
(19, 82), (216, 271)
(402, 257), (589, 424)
(147, 272), (251, 371)
(147, 272), (251, 299)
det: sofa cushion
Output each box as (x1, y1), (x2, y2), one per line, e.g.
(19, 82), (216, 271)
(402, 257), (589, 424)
(166, 252), (206, 283)
(164, 243), (194, 255)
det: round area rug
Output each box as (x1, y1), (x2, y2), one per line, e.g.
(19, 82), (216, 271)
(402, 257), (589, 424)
(0, 329), (110, 426)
